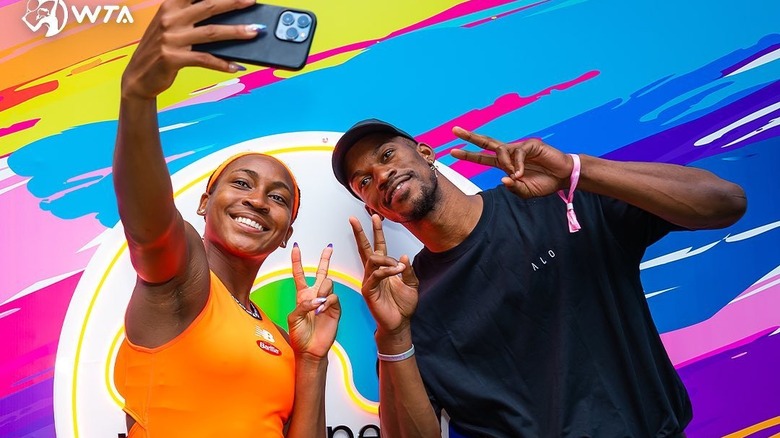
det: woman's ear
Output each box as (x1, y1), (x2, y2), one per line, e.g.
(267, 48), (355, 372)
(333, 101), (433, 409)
(197, 193), (208, 219)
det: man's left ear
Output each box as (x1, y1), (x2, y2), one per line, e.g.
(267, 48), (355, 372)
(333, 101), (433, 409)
(364, 205), (385, 221)
(416, 142), (435, 162)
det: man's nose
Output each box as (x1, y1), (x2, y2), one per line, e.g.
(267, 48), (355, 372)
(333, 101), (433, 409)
(376, 166), (396, 191)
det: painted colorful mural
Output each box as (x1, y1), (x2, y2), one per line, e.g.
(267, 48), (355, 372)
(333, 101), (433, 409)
(1, 0), (779, 436)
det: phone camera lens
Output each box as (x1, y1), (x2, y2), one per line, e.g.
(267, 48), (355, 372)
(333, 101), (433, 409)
(297, 15), (310, 28)
(286, 27), (299, 40)
(281, 13), (294, 26)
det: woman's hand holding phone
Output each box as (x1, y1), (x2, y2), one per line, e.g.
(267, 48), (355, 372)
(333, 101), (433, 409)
(121, 0), (261, 100)
(193, 3), (317, 71)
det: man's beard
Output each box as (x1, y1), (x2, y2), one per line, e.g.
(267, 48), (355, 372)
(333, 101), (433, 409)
(403, 170), (439, 223)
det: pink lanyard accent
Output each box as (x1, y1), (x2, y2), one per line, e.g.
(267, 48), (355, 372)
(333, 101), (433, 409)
(556, 154), (581, 233)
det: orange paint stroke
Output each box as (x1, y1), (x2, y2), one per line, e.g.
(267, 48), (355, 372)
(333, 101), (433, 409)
(67, 55), (128, 76)
(723, 415), (780, 438)
(0, 0), (156, 90)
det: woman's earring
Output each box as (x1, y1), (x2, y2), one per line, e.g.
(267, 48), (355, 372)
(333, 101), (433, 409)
(280, 241), (287, 248)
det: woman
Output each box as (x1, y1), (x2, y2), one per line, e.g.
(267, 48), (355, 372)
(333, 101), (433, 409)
(111, 0), (340, 436)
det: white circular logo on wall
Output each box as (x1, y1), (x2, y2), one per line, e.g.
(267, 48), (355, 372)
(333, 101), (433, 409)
(22, 0), (68, 37)
(53, 131), (479, 437)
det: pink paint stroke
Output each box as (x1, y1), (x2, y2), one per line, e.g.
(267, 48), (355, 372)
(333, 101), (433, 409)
(149, 0), (546, 109)
(662, 274), (780, 368)
(239, 0), (521, 93)
(0, 182), (104, 305)
(164, 83), (247, 111)
(0, 0), (20, 9)
(0, 118), (41, 138)
(463, 0), (551, 28)
(0, 271), (82, 399)
(0, 174), (27, 192)
(418, 70), (599, 178)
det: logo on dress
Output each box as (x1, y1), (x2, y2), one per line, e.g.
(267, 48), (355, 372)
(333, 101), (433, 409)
(257, 341), (282, 356)
(255, 326), (276, 343)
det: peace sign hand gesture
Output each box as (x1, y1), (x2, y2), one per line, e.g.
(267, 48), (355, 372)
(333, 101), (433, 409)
(287, 244), (341, 359)
(350, 215), (419, 337)
(451, 126), (574, 199)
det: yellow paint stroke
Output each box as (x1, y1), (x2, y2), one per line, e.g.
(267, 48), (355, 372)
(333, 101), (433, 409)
(2, 0), (463, 155)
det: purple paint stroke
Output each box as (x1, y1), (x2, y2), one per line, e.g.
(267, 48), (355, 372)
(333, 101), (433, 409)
(721, 44), (780, 77)
(0, 378), (54, 438)
(679, 331), (780, 438)
(604, 81), (780, 165)
(0, 271), (81, 400)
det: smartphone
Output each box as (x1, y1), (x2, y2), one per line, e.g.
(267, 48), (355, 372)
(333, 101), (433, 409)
(193, 3), (316, 71)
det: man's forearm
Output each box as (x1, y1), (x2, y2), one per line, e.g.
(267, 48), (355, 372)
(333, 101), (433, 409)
(376, 331), (440, 438)
(577, 154), (746, 229)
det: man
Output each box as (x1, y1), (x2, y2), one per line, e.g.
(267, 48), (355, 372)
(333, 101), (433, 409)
(331, 119), (747, 437)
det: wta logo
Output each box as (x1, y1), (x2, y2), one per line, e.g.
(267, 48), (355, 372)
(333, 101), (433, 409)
(22, 0), (134, 37)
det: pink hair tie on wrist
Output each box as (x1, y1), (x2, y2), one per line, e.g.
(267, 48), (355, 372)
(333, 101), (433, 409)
(557, 154), (581, 233)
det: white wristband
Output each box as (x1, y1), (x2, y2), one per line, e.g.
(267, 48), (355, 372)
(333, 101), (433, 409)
(377, 344), (415, 362)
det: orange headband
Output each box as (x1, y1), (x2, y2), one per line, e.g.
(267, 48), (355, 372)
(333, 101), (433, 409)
(206, 152), (301, 222)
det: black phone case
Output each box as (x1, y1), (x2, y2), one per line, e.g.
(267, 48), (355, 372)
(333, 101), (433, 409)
(193, 4), (316, 71)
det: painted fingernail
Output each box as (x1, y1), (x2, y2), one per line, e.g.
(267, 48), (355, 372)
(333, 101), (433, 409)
(327, 243), (333, 248)
(315, 304), (325, 315)
(229, 63), (246, 72)
(246, 24), (267, 33)
(312, 297), (327, 305)
(293, 242), (299, 248)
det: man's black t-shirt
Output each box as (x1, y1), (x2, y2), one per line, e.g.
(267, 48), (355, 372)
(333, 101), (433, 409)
(411, 186), (692, 437)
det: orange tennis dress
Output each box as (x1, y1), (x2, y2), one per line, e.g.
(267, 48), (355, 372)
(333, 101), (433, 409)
(114, 271), (295, 437)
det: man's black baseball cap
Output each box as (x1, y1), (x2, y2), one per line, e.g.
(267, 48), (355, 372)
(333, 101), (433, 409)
(331, 119), (416, 198)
